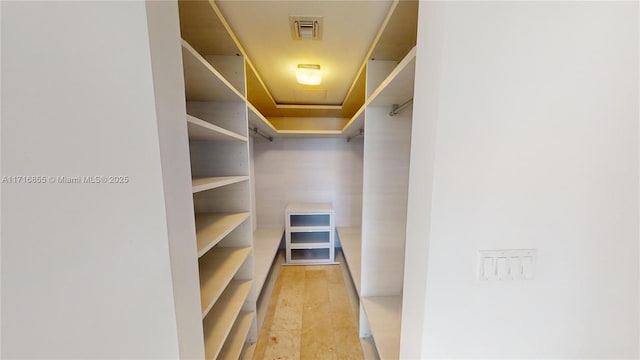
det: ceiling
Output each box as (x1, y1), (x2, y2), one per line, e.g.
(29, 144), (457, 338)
(178, 0), (418, 132)
(215, 1), (392, 107)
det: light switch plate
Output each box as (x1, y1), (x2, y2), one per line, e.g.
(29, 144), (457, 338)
(478, 249), (537, 281)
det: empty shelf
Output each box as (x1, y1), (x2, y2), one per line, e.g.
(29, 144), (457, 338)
(187, 115), (248, 142)
(195, 212), (250, 257)
(337, 227), (362, 296)
(182, 40), (244, 102)
(361, 295), (402, 360)
(253, 227), (283, 295)
(217, 311), (255, 360)
(192, 176), (249, 193)
(247, 103), (278, 137)
(199, 247), (251, 318)
(203, 280), (253, 360)
(368, 46), (416, 107)
(286, 202), (334, 213)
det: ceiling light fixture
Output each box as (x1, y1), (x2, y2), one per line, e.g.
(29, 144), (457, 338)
(296, 64), (322, 85)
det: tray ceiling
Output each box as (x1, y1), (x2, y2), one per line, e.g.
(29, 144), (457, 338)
(215, 0), (393, 107)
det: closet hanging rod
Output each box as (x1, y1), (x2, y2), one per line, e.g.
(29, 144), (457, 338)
(346, 128), (364, 142)
(389, 98), (414, 117)
(249, 126), (273, 142)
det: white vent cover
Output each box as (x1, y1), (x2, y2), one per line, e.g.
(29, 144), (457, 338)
(290, 16), (322, 40)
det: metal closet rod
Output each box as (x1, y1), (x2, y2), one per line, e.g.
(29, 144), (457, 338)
(389, 98), (414, 117)
(346, 128), (364, 142)
(249, 126), (273, 142)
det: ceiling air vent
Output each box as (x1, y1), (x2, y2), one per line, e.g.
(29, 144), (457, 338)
(290, 16), (322, 40)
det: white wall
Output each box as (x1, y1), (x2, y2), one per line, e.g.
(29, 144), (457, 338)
(361, 106), (412, 296)
(403, 1), (639, 358)
(253, 137), (363, 229)
(1, 1), (200, 358)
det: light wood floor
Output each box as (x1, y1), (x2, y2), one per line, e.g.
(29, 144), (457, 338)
(252, 264), (364, 360)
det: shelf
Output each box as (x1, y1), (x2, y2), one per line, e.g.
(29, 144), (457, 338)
(286, 202), (334, 213)
(218, 311), (255, 360)
(247, 103), (278, 137)
(367, 46), (416, 107)
(253, 227), (283, 295)
(277, 130), (343, 136)
(182, 39), (245, 102)
(203, 280), (253, 360)
(337, 227), (361, 296)
(195, 212), (250, 257)
(199, 247), (251, 318)
(187, 115), (248, 142)
(361, 296), (402, 360)
(341, 105), (365, 139)
(192, 176), (249, 193)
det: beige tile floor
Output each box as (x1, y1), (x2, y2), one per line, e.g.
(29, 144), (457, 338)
(252, 264), (364, 360)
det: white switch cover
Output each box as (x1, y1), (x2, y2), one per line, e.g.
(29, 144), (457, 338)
(478, 249), (537, 281)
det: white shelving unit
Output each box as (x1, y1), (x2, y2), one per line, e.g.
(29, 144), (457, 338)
(355, 45), (415, 358)
(180, 8), (257, 353)
(336, 43), (417, 359)
(285, 203), (335, 264)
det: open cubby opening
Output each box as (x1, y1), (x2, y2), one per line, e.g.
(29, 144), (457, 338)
(291, 248), (331, 261)
(290, 231), (330, 244)
(289, 214), (331, 227)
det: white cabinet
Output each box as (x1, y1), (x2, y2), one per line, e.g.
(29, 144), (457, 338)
(285, 203), (335, 264)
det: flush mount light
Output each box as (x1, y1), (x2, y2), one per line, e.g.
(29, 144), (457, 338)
(296, 64), (322, 85)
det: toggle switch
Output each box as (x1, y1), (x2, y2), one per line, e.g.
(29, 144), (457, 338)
(510, 256), (523, 280)
(496, 257), (509, 280)
(521, 256), (534, 279)
(480, 257), (494, 280)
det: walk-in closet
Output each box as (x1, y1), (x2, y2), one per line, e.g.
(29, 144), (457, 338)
(177, 0), (418, 358)
(4, 1), (638, 359)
